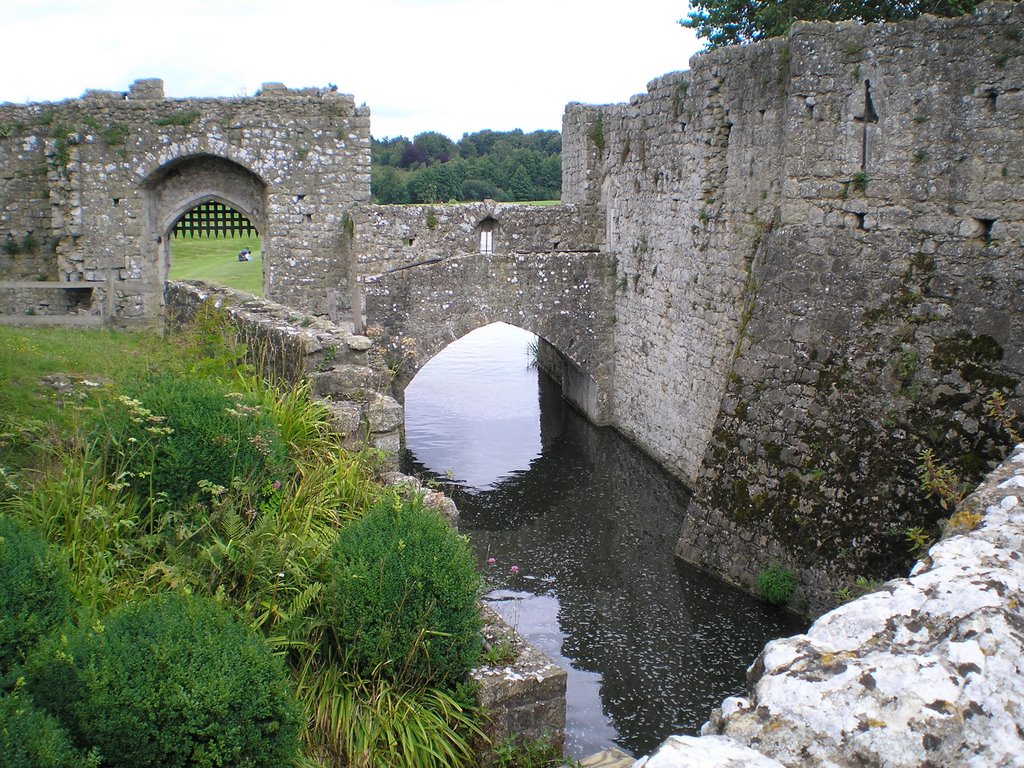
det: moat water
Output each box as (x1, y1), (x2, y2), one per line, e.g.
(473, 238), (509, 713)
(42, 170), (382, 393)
(401, 323), (804, 759)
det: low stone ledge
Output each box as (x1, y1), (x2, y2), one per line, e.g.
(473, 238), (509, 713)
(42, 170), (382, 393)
(473, 605), (568, 754)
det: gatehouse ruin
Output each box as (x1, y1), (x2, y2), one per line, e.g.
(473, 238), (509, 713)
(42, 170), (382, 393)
(3, 3), (1024, 742)
(4, 2), (1024, 764)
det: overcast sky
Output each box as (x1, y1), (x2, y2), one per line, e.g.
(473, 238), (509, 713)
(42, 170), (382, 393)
(1, 0), (701, 140)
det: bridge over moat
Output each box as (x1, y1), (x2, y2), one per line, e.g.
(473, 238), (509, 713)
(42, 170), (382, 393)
(350, 201), (616, 424)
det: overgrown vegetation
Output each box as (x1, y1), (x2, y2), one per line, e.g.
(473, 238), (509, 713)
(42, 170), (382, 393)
(681, 0), (980, 49)
(372, 129), (561, 204)
(23, 592), (300, 768)
(0, 306), (502, 767)
(756, 564), (796, 605)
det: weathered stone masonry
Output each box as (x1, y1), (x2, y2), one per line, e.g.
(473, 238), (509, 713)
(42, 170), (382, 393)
(0, 78), (368, 320)
(351, 201), (616, 423)
(566, 2), (1024, 613)
(640, 444), (1024, 767)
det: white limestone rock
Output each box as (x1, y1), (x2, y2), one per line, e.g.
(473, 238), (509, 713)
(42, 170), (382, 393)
(632, 735), (786, 767)
(705, 445), (1024, 767)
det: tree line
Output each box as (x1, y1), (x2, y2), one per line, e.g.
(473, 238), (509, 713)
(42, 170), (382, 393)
(371, 129), (561, 204)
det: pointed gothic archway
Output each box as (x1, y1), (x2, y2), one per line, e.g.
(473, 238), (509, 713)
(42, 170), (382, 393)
(141, 154), (269, 304)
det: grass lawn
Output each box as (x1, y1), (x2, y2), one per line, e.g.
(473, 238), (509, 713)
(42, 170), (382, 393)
(169, 234), (263, 296)
(0, 326), (180, 471)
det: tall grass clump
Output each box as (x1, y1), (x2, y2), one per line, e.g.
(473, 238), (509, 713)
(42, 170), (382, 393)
(296, 662), (484, 768)
(23, 592), (300, 768)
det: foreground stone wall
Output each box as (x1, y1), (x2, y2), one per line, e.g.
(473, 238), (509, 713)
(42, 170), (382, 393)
(354, 201), (616, 423)
(0, 78), (369, 321)
(165, 281), (402, 456)
(564, 2), (1024, 610)
(637, 444), (1024, 767)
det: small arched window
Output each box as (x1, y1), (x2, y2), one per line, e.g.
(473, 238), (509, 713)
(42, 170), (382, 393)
(478, 217), (497, 255)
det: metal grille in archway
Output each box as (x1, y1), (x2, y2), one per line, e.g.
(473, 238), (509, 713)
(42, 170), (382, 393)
(172, 201), (258, 238)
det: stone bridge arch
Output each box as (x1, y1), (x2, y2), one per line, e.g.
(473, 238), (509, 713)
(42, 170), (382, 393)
(142, 154), (269, 298)
(356, 202), (614, 424)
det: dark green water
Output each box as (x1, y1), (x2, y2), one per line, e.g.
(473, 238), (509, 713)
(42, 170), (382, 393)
(402, 323), (804, 759)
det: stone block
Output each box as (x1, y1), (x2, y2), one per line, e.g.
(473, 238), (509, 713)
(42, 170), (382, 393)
(633, 735), (785, 767)
(473, 606), (567, 755)
(310, 365), (373, 397)
(364, 392), (404, 433)
(369, 430), (401, 457)
(321, 399), (362, 438)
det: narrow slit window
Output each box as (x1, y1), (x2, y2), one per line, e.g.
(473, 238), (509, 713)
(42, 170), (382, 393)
(480, 229), (493, 255)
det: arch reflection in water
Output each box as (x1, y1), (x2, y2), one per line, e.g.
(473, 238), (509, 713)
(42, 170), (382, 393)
(402, 322), (804, 759)
(404, 322), (542, 490)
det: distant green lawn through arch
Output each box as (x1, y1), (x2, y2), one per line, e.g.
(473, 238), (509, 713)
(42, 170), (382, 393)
(169, 235), (263, 296)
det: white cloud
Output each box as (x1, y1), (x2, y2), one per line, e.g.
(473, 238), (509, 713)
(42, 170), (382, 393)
(0, 0), (701, 139)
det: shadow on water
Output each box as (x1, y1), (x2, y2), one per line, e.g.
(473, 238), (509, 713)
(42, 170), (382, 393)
(402, 324), (805, 758)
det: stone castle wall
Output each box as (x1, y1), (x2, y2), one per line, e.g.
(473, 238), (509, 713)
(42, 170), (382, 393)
(564, 2), (1024, 611)
(0, 78), (370, 321)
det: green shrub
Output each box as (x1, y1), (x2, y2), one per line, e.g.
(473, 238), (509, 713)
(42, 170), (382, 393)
(0, 687), (97, 768)
(325, 498), (482, 687)
(757, 564), (796, 606)
(0, 515), (73, 677)
(104, 372), (286, 508)
(23, 592), (300, 768)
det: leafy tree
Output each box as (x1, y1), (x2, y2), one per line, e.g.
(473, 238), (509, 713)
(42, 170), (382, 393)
(682, 0), (979, 49)
(372, 165), (409, 204)
(460, 178), (503, 201)
(412, 132), (456, 165)
(507, 164), (535, 201)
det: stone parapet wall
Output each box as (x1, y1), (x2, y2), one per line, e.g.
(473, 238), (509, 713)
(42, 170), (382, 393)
(638, 445), (1024, 767)
(354, 201), (616, 423)
(353, 201), (605, 277)
(165, 280), (402, 456)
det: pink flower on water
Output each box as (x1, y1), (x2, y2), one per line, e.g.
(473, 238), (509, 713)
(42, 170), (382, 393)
(509, 565), (520, 575)
(487, 557), (497, 566)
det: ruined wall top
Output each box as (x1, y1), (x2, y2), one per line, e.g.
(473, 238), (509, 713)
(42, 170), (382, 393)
(0, 77), (371, 320)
